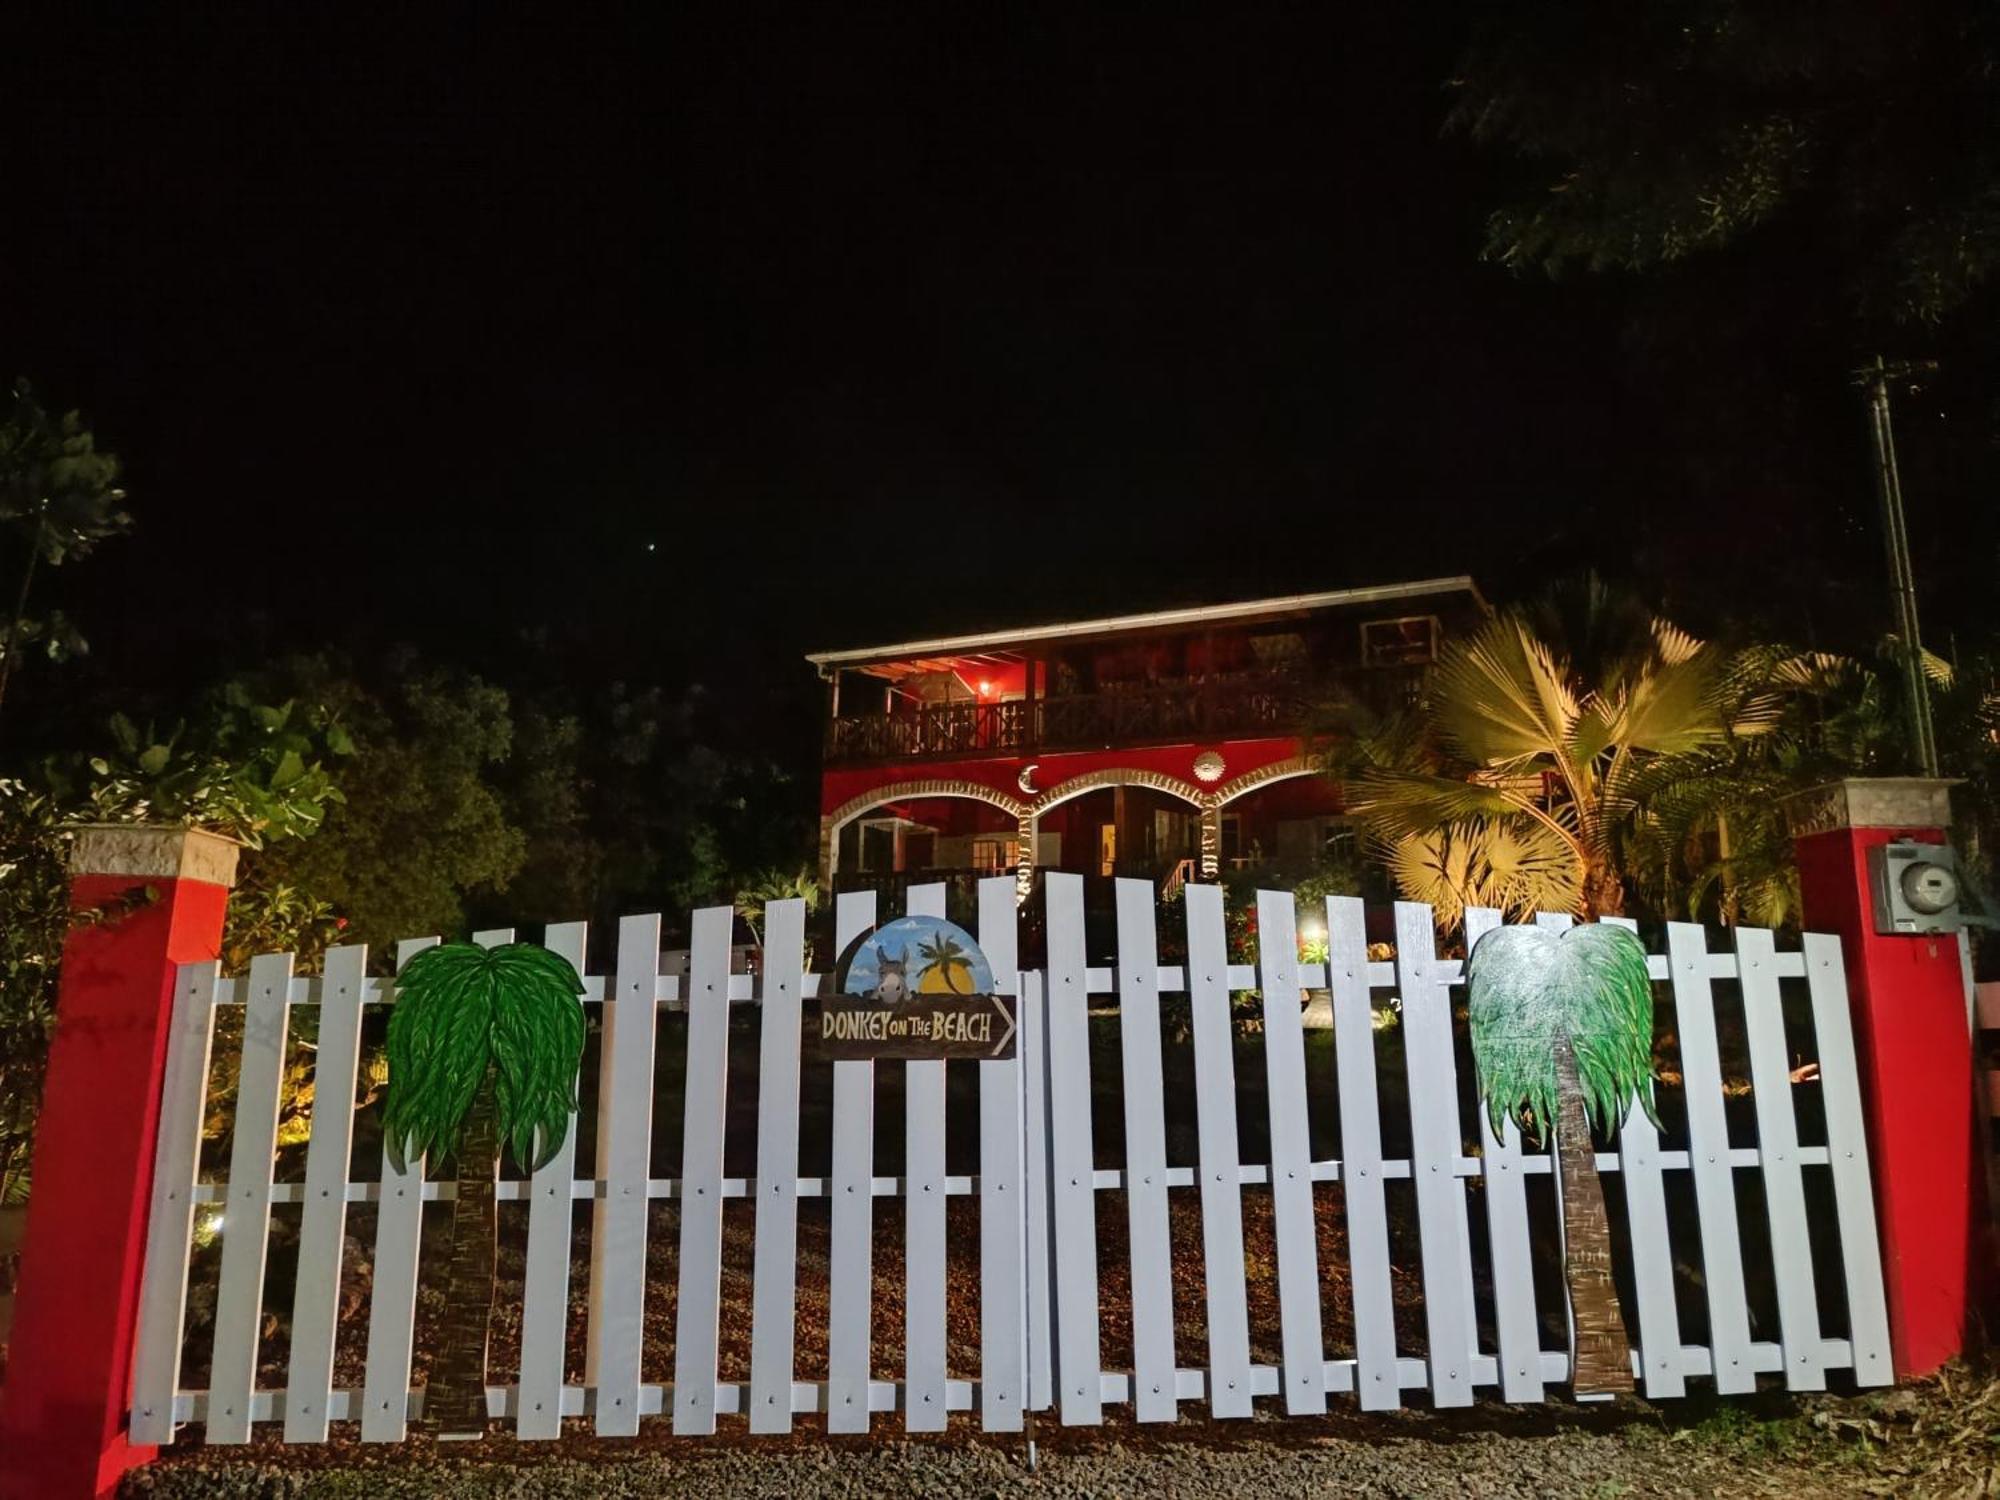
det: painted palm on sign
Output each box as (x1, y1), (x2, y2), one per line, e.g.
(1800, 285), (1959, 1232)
(381, 941), (586, 1436)
(1465, 922), (1658, 1397)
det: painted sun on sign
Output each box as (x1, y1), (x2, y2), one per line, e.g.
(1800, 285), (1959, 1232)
(820, 914), (1015, 1059)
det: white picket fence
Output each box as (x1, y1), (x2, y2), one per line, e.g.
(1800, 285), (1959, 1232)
(125, 874), (1892, 1444)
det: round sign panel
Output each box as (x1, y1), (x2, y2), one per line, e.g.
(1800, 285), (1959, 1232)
(840, 914), (995, 1000)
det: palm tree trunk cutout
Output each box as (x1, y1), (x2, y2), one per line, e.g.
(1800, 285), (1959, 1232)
(382, 942), (586, 1440)
(1467, 921), (1656, 1399)
(1551, 1034), (1635, 1393)
(427, 1077), (499, 1434)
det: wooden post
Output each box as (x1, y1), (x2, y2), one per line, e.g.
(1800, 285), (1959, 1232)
(0, 825), (237, 1500)
(1785, 778), (1989, 1378)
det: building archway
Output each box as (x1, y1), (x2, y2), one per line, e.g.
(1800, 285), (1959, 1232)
(819, 779), (1029, 886)
(1030, 766), (1207, 815)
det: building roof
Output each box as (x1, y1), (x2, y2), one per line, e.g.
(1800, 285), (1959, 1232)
(805, 575), (1487, 673)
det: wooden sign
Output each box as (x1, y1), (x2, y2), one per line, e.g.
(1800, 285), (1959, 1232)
(817, 992), (1017, 1060)
(821, 913), (1015, 1060)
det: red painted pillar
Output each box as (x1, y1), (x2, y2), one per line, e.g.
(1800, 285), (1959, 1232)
(0, 826), (236, 1500)
(1787, 778), (1988, 1378)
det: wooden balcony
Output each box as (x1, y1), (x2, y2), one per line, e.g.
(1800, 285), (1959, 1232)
(823, 666), (1414, 764)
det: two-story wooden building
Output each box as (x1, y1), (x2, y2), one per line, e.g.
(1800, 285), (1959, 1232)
(808, 576), (1488, 911)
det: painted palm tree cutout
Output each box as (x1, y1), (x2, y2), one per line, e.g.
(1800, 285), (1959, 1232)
(382, 941), (587, 1437)
(1465, 922), (1658, 1397)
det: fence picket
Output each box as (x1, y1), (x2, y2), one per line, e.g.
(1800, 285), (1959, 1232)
(825, 889), (879, 1432)
(1185, 883), (1253, 1418)
(1598, 915), (1684, 1398)
(361, 936), (439, 1441)
(902, 882), (949, 1432)
(1043, 872), (1102, 1424)
(284, 944), (369, 1442)
(1462, 908), (1543, 1404)
(1020, 969), (1055, 1414)
(672, 904), (736, 1433)
(1801, 932), (1893, 1386)
(1114, 877), (1178, 1423)
(517, 921), (588, 1439)
(591, 914), (660, 1435)
(748, 898), (809, 1433)
(207, 950), (295, 1442)
(1394, 903), (1475, 1407)
(1735, 926), (1825, 1391)
(1665, 923), (1756, 1393)
(977, 875), (1026, 1432)
(130, 961), (223, 1446)
(1254, 890), (1328, 1414)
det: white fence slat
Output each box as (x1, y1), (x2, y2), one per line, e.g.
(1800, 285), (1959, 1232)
(1043, 872), (1102, 1424)
(672, 904), (736, 1433)
(1665, 922), (1756, 1393)
(517, 921), (588, 1439)
(977, 875), (1026, 1432)
(284, 944), (369, 1442)
(207, 950), (296, 1442)
(1020, 969), (1055, 1414)
(1393, 903), (1476, 1407)
(1185, 882), (1254, 1418)
(1113, 877), (1178, 1423)
(747, 898), (809, 1433)
(591, 914), (660, 1435)
(130, 962), (223, 1445)
(825, 889), (878, 1432)
(1254, 889), (1328, 1414)
(1462, 908), (1543, 1404)
(1801, 931), (1893, 1385)
(1598, 915), (1684, 1398)
(902, 882), (949, 1431)
(361, 936), (439, 1441)
(1735, 926), (1825, 1391)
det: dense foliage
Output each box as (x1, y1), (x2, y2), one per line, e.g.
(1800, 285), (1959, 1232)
(1451, 1), (2000, 326)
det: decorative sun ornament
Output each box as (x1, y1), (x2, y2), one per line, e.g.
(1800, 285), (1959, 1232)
(1017, 763), (1039, 794)
(1192, 750), (1226, 784)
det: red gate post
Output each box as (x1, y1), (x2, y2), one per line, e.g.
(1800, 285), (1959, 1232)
(0, 825), (236, 1500)
(1786, 777), (1991, 1378)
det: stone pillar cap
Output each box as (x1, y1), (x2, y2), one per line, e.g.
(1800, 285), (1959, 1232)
(1781, 777), (1961, 838)
(65, 823), (242, 888)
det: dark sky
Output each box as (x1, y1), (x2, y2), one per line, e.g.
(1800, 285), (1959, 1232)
(7, 6), (1993, 724)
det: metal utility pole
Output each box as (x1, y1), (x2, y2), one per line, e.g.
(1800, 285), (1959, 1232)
(1853, 355), (1941, 777)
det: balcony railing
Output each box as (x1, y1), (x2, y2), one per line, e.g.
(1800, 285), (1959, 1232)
(825, 669), (1322, 763)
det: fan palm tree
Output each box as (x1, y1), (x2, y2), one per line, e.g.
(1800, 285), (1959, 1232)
(915, 928), (975, 993)
(1340, 602), (1791, 923)
(1466, 921), (1658, 1395)
(382, 940), (586, 1436)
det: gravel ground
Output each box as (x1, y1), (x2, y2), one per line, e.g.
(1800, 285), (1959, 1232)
(122, 1369), (2000, 1499)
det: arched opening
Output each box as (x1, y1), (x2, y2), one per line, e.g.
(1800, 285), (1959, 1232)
(822, 782), (1028, 919)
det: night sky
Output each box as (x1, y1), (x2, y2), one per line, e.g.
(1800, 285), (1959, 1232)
(8, 6), (1997, 728)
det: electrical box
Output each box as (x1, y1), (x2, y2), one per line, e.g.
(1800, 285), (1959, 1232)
(1867, 839), (1965, 935)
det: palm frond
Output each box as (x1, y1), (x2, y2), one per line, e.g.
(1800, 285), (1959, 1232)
(1387, 820), (1582, 927)
(383, 941), (586, 1172)
(1348, 769), (1548, 843)
(1428, 615), (1581, 768)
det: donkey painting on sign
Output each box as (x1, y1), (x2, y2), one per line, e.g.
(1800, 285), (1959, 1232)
(1465, 921), (1658, 1397)
(381, 941), (587, 1436)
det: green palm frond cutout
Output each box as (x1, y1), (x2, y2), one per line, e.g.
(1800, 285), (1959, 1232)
(1465, 923), (1659, 1142)
(383, 941), (586, 1173)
